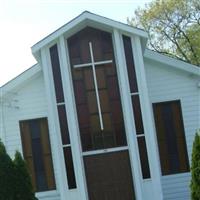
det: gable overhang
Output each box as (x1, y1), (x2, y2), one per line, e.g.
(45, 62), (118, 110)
(31, 11), (148, 61)
(144, 49), (200, 76)
(0, 64), (41, 98)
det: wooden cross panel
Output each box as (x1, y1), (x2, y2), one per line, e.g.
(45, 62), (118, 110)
(68, 27), (127, 152)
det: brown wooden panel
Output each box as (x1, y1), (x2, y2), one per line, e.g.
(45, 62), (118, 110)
(77, 104), (90, 128)
(74, 80), (86, 105)
(111, 100), (123, 124)
(153, 100), (189, 175)
(20, 122), (33, 157)
(84, 68), (94, 90)
(115, 123), (127, 146)
(20, 121), (36, 190)
(103, 113), (113, 132)
(171, 102), (189, 172)
(107, 76), (120, 100)
(80, 127), (93, 151)
(40, 118), (51, 154)
(68, 27), (127, 152)
(40, 119), (56, 189)
(80, 39), (91, 63)
(90, 115), (101, 133)
(26, 157), (37, 191)
(87, 91), (98, 114)
(96, 67), (106, 89)
(43, 155), (56, 189)
(105, 63), (116, 76)
(99, 90), (110, 113)
(73, 68), (83, 80)
(84, 151), (135, 200)
(153, 104), (170, 174)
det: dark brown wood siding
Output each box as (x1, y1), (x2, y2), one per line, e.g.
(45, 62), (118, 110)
(68, 27), (127, 152)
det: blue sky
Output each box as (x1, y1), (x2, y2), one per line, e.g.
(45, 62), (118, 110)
(0, 0), (151, 86)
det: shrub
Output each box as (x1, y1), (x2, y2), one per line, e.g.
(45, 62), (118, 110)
(13, 151), (38, 200)
(0, 139), (38, 200)
(191, 129), (200, 200)
(0, 140), (15, 200)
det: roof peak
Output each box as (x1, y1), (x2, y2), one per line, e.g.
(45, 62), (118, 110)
(31, 11), (148, 60)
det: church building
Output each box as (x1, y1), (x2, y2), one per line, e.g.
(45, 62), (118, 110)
(0, 11), (199, 200)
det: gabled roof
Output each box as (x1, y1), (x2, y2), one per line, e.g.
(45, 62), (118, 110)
(0, 64), (41, 97)
(31, 11), (148, 60)
(144, 49), (200, 76)
(1, 12), (199, 96)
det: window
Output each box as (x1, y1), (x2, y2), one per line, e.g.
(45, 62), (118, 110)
(49, 44), (77, 189)
(123, 35), (151, 179)
(153, 100), (189, 175)
(20, 118), (56, 192)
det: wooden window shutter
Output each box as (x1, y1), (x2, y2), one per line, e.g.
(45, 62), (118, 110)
(39, 118), (56, 190)
(20, 121), (37, 190)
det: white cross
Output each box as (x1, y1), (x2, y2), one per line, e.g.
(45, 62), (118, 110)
(73, 42), (113, 130)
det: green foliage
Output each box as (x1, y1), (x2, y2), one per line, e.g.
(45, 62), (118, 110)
(0, 139), (38, 200)
(128, 0), (200, 66)
(191, 130), (200, 199)
(0, 140), (15, 200)
(13, 151), (38, 200)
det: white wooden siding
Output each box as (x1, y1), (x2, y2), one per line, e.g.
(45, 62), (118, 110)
(144, 58), (200, 200)
(0, 73), (60, 200)
(0, 56), (199, 200)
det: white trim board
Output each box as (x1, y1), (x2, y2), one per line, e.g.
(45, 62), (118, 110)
(31, 11), (148, 58)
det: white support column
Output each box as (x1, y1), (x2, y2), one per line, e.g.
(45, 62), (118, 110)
(41, 47), (68, 200)
(131, 35), (163, 200)
(113, 29), (143, 200)
(58, 35), (88, 200)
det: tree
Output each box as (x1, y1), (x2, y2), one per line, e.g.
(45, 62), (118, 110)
(0, 140), (38, 200)
(191, 130), (200, 200)
(13, 151), (38, 200)
(0, 140), (15, 200)
(128, 0), (200, 66)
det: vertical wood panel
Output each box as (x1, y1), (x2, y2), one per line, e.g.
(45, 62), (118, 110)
(20, 122), (36, 190)
(68, 27), (127, 151)
(40, 118), (56, 189)
(84, 151), (135, 200)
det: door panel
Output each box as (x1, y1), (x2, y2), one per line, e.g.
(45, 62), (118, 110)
(84, 151), (135, 200)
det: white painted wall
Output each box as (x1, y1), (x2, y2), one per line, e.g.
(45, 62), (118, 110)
(0, 53), (199, 200)
(0, 73), (60, 200)
(144, 57), (200, 200)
